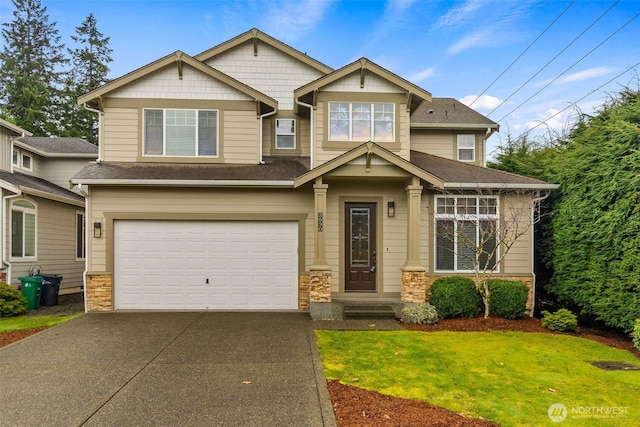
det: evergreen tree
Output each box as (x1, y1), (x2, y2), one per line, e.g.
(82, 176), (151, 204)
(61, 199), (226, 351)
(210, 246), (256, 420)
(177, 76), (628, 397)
(0, 0), (66, 135)
(62, 13), (112, 143)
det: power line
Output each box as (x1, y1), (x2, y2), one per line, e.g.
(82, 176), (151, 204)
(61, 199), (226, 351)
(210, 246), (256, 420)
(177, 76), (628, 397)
(497, 11), (640, 123)
(487, 0), (619, 117)
(519, 61), (640, 138)
(468, 1), (575, 108)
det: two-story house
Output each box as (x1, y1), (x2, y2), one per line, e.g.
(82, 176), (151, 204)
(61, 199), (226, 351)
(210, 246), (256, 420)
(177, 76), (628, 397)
(0, 118), (98, 293)
(73, 29), (555, 317)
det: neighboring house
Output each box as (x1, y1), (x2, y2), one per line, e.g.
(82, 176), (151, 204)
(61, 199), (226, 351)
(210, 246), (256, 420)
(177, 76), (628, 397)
(0, 118), (98, 293)
(72, 29), (556, 316)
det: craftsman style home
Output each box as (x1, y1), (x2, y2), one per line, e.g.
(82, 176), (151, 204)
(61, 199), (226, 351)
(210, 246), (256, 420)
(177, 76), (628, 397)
(0, 118), (98, 292)
(73, 29), (555, 317)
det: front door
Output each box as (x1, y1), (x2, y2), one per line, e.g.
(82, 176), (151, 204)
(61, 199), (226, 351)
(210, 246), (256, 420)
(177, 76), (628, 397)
(345, 202), (377, 292)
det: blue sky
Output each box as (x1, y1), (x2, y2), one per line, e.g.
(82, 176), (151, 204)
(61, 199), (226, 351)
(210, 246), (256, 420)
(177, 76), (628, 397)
(2, 0), (639, 156)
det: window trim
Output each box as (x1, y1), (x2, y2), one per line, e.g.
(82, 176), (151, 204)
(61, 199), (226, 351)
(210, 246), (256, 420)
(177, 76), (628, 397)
(434, 195), (499, 273)
(328, 102), (395, 143)
(76, 211), (86, 261)
(142, 108), (219, 158)
(457, 134), (475, 162)
(275, 118), (296, 150)
(21, 153), (33, 171)
(10, 199), (37, 260)
(12, 149), (19, 167)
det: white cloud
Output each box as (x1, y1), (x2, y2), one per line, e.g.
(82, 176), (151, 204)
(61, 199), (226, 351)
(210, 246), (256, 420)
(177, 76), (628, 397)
(558, 67), (615, 84)
(435, 0), (484, 29)
(408, 67), (436, 83)
(262, 0), (336, 41)
(460, 94), (501, 110)
(447, 28), (496, 55)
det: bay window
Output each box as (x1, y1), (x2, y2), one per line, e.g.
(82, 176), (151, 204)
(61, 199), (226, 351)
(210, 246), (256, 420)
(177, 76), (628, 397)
(144, 109), (218, 157)
(329, 102), (394, 142)
(435, 196), (498, 272)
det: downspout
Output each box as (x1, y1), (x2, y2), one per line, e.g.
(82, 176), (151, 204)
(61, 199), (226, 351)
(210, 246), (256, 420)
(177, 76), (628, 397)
(76, 183), (89, 313)
(484, 126), (498, 167)
(258, 108), (277, 165)
(295, 99), (314, 169)
(529, 192), (550, 316)
(83, 103), (102, 163)
(2, 191), (22, 286)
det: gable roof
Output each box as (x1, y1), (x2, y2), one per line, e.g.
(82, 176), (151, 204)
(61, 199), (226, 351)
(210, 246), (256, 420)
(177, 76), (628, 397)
(15, 137), (98, 158)
(0, 118), (31, 137)
(410, 150), (557, 190)
(294, 58), (432, 111)
(195, 28), (333, 75)
(77, 51), (278, 114)
(411, 98), (498, 130)
(0, 170), (84, 206)
(294, 142), (445, 189)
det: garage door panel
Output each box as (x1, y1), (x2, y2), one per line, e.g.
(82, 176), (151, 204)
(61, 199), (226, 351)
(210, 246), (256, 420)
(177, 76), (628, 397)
(115, 221), (298, 310)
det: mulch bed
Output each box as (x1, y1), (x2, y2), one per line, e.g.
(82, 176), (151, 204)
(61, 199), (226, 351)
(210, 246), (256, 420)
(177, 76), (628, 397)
(2, 310), (637, 426)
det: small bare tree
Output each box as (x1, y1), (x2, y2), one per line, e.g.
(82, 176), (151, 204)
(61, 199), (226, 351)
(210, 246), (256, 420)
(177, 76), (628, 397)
(435, 188), (546, 318)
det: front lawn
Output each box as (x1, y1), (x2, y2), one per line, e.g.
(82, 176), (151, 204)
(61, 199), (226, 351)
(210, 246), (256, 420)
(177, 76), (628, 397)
(0, 313), (82, 333)
(316, 330), (640, 426)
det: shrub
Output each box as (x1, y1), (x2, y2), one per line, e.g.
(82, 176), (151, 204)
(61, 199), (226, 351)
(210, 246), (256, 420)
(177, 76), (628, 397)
(401, 302), (438, 325)
(487, 279), (529, 319)
(633, 319), (640, 351)
(0, 282), (28, 317)
(429, 277), (481, 319)
(541, 308), (578, 332)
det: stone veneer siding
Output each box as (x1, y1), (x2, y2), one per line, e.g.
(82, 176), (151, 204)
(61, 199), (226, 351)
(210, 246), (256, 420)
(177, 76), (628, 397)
(401, 271), (428, 303)
(86, 274), (113, 312)
(309, 270), (332, 303)
(298, 274), (310, 310)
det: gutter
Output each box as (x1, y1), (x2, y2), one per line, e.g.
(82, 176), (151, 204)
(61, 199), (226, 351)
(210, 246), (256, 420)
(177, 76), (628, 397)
(295, 99), (314, 169)
(70, 179), (295, 188)
(258, 108), (278, 165)
(443, 183), (559, 190)
(2, 188), (22, 286)
(83, 103), (102, 163)
(77, 184), (89, 314)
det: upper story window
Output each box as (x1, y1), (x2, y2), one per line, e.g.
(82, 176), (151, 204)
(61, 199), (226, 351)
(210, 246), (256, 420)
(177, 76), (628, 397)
(329, 102), (394, 142)
(12, 149), (19, 167)
(435, 196), (498, 272)
(21, 153), (32, 170)
(276, 119), (295, 149)
(144, 109), (218, 157)
(457, 134), (475, 161)
(11, 199), (37, 259)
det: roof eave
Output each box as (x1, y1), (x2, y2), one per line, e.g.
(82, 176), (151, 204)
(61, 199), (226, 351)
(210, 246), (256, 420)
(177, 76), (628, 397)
(70, 179), (295, 188)
(411, 123), (499, 130)
(19, 187), (85, 207)
(443, 182), (559, 190)
(13, 141), (97, 158)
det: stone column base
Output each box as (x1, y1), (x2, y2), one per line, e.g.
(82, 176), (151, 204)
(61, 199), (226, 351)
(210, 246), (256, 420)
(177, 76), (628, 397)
(401, 270), (428, 303)
(86, 274), (113, 312)
(309, 270), (332, 303)
(298, 274), (310, 310)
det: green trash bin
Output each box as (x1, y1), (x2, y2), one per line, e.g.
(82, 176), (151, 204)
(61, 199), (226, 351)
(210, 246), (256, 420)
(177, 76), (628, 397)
(19, 276), (43, 310)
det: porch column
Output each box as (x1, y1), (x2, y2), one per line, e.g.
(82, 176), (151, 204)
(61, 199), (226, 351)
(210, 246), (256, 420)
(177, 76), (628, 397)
(401, 178), (428, 303)
(310, 178), (331, 303)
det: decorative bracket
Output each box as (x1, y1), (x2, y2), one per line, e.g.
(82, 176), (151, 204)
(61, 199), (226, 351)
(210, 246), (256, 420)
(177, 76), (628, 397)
(176, 52), (183, 80)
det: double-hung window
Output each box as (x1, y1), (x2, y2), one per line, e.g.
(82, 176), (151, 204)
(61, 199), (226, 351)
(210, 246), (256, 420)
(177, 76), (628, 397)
(11, 200), (36, 259)
(457, 134), (475, 161)
(144, 109), (218, 157)
(435, 196), (498, 272)
(329, 102), (394, 142)
(76, 212), (86, 260)
(275, 119), (295, 149)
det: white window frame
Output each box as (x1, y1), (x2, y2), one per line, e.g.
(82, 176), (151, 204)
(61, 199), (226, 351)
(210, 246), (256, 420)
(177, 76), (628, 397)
(457, 134), (475, 162)
(328, 102), (395, 142)
(12, 149), (19, 167)
(143, 108), (219, 158)
(76, 211), (86, 260)
(434, 195), (499, 273)
(21, 153), (33, 171)
(275, 118), (296, 149)
(10, 199), (37, 260)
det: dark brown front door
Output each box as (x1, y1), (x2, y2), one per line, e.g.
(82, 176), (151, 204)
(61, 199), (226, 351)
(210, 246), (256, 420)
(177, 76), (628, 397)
(345, 202), (377, 292)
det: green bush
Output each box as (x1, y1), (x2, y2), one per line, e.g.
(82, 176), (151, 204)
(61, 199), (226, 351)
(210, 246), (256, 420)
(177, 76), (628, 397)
(401, 302), (438, 325)
(0, 282), (27, 317)
(541, 308), (578, 332)
(487, 280), (529, 319)
(633, 319), (640, 350)
(429, 277), (481, 319)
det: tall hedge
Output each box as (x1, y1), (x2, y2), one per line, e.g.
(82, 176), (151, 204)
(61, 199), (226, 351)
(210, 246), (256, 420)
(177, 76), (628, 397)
(549, 90), (640, 331)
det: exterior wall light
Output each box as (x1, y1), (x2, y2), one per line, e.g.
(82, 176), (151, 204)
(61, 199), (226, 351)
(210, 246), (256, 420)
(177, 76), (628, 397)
(93, 222), (102, 238)
(387, 201), (395, 218)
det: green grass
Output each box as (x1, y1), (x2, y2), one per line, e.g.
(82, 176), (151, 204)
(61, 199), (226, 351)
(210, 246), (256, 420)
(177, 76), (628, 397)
(0, 313), (82, 333)
(316, 330), (640, 426)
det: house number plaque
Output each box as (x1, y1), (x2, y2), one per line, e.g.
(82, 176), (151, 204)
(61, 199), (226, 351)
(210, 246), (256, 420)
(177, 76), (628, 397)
(317, 212), (324, 232)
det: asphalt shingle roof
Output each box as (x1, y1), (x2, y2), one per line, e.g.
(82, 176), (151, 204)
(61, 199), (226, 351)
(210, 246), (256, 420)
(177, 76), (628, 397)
(0, 171), (84, 202)
(16, 137), (99, 155)
(411, 98), (498, 127)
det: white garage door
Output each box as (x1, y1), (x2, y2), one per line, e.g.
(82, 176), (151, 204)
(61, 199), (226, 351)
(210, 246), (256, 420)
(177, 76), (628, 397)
(114, 220), (298, 310)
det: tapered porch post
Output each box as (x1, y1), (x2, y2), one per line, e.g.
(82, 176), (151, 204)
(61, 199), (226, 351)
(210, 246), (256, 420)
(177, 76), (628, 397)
(401, 177), (428, 303)
(310, 177), (331, 304)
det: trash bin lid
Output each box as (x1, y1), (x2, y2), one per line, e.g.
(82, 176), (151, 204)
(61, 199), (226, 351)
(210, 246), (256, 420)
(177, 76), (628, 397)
(18, 276), (43, 284)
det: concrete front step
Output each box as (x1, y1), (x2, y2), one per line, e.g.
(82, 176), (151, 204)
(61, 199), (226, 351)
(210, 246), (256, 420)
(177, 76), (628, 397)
(343, 305), (397, 319)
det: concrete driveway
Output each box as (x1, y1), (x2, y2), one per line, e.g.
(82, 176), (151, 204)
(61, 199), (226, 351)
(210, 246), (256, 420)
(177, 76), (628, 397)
(0, 312), (336, 426)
